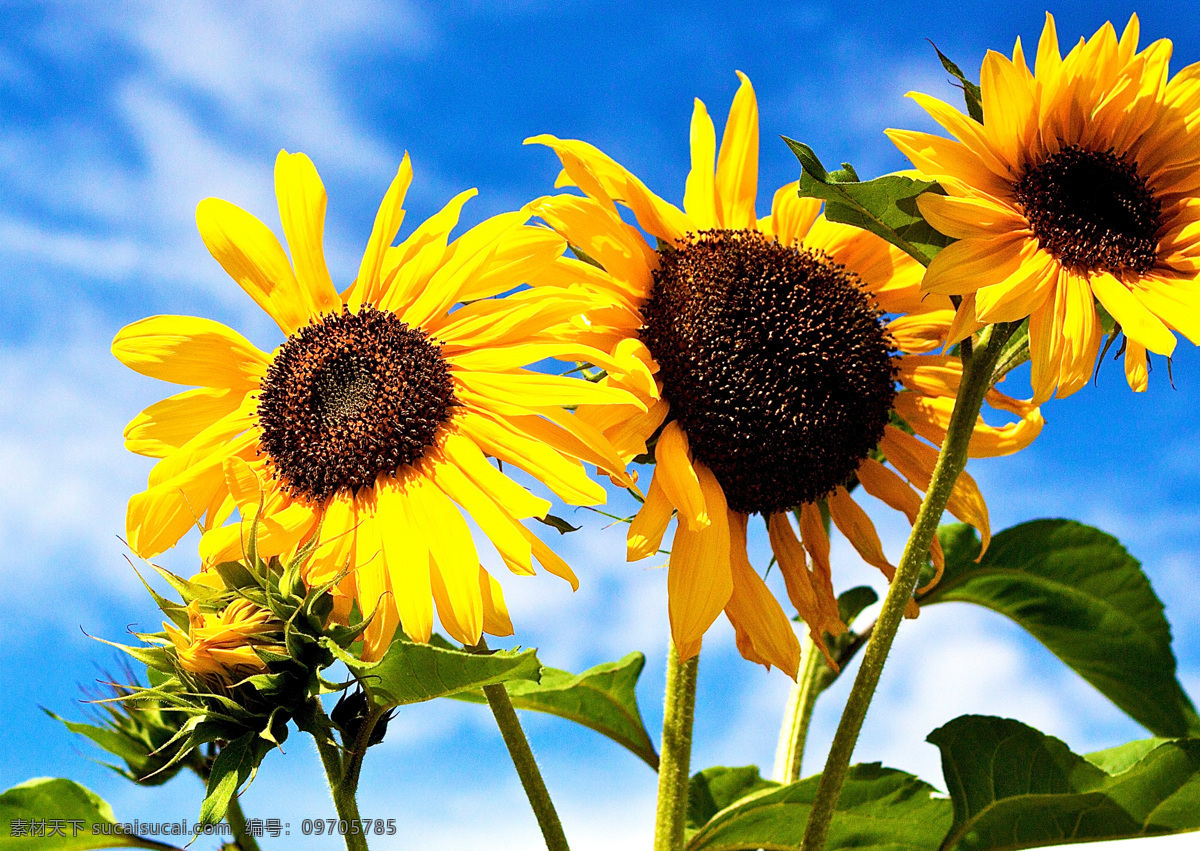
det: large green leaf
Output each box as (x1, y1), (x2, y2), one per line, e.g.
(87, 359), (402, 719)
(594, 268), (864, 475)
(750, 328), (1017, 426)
(450, 652), (659, 769)
(686, 765), (778, 837)
(687, 763), (952, 851)
(0, 779), (179, 850)
(784, 138), (951, 266)
(330, 636), (541, 708)
(920, 520), (1200, 737)
(930, 715), (1200, 851)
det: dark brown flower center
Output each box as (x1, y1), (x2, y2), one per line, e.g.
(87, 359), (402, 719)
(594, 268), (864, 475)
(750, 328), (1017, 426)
(1014, 145), (1161, 275)
(257, 306), (456, 502)
(640, 230), (897, 515)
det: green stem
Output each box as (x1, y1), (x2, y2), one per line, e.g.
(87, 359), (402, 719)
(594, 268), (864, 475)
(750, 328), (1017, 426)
(800, 323), (1015, 851)
(342, 704), (388, 800)
(773, 631), (830, 784)
(224, 793), (262, 851)
(653, 643), (700, 851)
(312, 702), (370, 851)
(483, 682), (571, 851)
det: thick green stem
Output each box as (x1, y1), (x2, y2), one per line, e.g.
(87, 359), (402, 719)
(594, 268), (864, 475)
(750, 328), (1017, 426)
(800, 323), (1015, 851)
(653, 643), (700, 851)
(483, 682), (570, 851)
(773, 631), (830, 784)
(224, 793), (262, 851)
(312, 703), (370, 851)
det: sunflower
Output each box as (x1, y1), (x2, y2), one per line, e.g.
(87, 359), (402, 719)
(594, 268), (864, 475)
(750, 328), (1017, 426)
(525, 74), (1043, 675)
(889, 13), (1200, 400)
(114, 150), (642, 660)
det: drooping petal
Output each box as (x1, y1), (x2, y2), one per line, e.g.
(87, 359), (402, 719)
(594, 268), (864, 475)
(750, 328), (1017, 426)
(654, 421), (709, 531)
(724, 511), (800, 677)
(628, 472), (674, 561)
(667, 463), (732, 659)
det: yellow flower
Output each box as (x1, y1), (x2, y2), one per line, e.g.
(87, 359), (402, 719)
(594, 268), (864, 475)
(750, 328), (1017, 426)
(526, 74), (1043, 676)
(165, 600), (284, 681)
(115, 151), (640, 660)
(890, 13), (1200, 400)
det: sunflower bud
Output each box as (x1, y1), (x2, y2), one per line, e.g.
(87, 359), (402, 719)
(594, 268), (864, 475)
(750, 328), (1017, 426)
(165, 599), (285, 682)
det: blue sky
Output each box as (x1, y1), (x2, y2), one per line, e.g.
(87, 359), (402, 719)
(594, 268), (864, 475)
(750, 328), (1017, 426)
(2, 2), (1199, 849)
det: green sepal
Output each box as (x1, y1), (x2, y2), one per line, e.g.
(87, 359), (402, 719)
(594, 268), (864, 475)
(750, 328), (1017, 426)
(197, 731), (275, 826)
(535, 513), (582, 534)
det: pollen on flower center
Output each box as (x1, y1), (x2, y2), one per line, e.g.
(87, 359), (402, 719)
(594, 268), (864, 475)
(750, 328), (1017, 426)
(640, 230), (897, 515)
(1014, 145), (1162, 275)
(257, 306), (456, 503)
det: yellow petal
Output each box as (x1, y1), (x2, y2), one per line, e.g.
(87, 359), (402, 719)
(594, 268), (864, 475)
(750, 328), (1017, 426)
(855, 458), (945, 587)
(827, 486), (895, 579)
(352, 154), (413, 309)
(196, 198), (311, 334)
(797, 503), (845, 631)
(112, 316), (268, 388)
(1124, 340), (1149, 392)
(377, 475), (434, 643)
(667, 463), (732, 654)
(1089, 272), (1177, 356)
(880, 425), (991, 552)
(454, 369), (643, 416)
(766, 512), (820, 619)
(458, 412), (606, 506)
(683, 98), (719, 228)
(654, 421), (708, 531)
(714, 71), (759, 230)
(628, 472), (673, 561)
(354, 498), (399, 663)
(274, 150), (342, 316)
(725, 511), (800, 678)
(410, 473), (483, 647)
(424, 452), (535, 577)
(765, 182), (822, 246)
(124, 387), (242, 458)
(480, 565), (514, 637)
(921, 232), (1033, 295)
(916, 192), (1027, 240)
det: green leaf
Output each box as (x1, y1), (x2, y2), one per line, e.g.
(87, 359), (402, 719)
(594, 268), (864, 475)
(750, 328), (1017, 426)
(931, 43), (984, 122)
(332, 636), (541, 708)
(783, 137), (952, 266)
(921, 520), (1200, 737)
(836, 586), (878, 627)
(450, 652), (658, 768)
(930, 715), (1200, 851)
(198, 731), (273, 826)
(535, 513), (581, 534)
(687, 763), (952, 851)
(1085, 737), (1172, 774)
(0, 778), (179, 850)
(686, 765), (778, 835)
